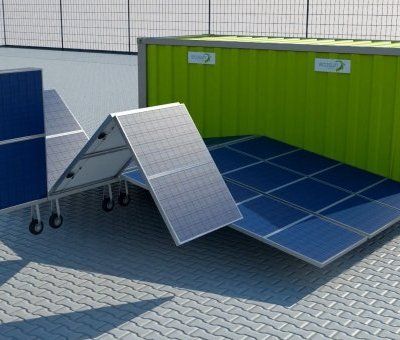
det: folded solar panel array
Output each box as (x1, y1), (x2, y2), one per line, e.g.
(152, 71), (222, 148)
(125, 135), (400, 267)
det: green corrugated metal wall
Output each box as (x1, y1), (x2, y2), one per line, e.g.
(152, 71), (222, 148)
(146, 43), (400, 181)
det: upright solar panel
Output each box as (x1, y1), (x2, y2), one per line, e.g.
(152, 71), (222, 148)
(0, 69), (47, 211)
(115, 103), (242, 245)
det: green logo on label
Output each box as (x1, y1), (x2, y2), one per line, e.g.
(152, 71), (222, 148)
(203, 53), (211, 64)
(335, 60), (345, 72)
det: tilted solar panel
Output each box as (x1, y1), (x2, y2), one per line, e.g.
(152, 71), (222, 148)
(43, 89), (88, 192)
(115, 103), (242, 245)
(43, 90), (81, 136)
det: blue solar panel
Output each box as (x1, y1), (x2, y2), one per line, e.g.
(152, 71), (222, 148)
(360, 179), (400, 210)
(204, 136), (249, 147)
(270, 178), (351, 212)
(234, 196), (309, 237)
(0, 138), (47, 210)
(210, 147), (258, 173)
(270, 149), (338, 175)
(123, 169), (147, 187)
(230, 136), (297, 159)
(267, 217), (365, 265)
(0, 69), (45, 141)
(313, 164), (384, 192)
(320, 196), (400, 236)
(225, 163), (302, 192)
(225, 181), (259, 204)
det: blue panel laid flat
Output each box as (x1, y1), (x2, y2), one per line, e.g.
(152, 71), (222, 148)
(268, 216), (365, 265)
(270, 149), (339, 175)
(0, 138), (47, 210)
(0, 68), (45, 141)
(204, 136), (248, 147)
(225, 181), (259, 204)
(230, 136), (297, 159)
(320, 195), (400, 236)
(360, 179), (400, 210)
(225, 163), (302, 192)
(210, 147), (258, 173)
(313, 164), (384, 192)
(270, 178), (351, 212)
(234, 196), (309, 237)
(124, 169), (147, 187)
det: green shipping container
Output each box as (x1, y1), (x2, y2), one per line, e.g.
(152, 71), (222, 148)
(138, 35), (400, 181)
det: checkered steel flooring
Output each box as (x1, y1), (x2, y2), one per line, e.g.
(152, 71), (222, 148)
(0, 47), (399, 339)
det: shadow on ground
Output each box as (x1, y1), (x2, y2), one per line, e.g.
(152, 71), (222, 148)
(0, 297), (171, 339)
(1, 185), (399, 307)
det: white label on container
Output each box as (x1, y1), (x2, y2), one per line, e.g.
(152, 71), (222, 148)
(188, 52), (216, 65)
(315, 58), (351, 74)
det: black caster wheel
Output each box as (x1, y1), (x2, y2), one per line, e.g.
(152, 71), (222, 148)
(118, 193), (131, 207)
(102, 197), (115, 212)
(49, 213), (63, 229)
(29, 219), (44, 235)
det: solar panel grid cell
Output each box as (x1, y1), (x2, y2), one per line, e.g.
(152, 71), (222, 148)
(0, 69), (45, 141)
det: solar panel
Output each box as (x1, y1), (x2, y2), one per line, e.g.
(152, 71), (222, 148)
(233, 196), (309, 237)
(49, 116), (132, 195)
(230, 136), (297, 159)
(267, 217), (365, 267)
(123, 169), (148, 189)
(225, 181), (260, 204)
(359, 179), (400, 210)
(46, 133), (88, 190)
(0, 138), (47, 210)
(225, 162), (302, 192)
(115, 103), (242, 245)
(0, 68), (45, 141)
(210, 147), (259, 174)
(313, 164), (384, 192)
(320, 195), (400, 236)
(204, 136), (250, 147)
(43, 90), (81, 136)
(270, 149), (339, 175)
(270, 178), (351, 212)
(0, 69), (47, 211)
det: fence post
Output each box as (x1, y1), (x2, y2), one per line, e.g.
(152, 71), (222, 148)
(128, 0), (131, 52)
(1, 0), (6, 45)
(305, 0), (310, 38)
(208, 0), (211, 35)
(59, 0), (64, 48)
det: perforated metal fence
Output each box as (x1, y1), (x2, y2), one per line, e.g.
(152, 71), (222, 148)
(1, 1), (400, 53)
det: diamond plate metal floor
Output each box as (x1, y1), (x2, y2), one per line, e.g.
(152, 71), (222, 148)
(0, 185), (399, 339)
(0, 47), (399, 339)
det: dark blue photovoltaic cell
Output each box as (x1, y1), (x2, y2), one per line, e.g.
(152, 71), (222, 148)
(0, 138), (47, 210)
(230, 136), (297, 159)
(234, 196), (309, 237)
(204, 136), (249, 147)
(124, 169), (147, 187)
(268, 217), (364, 264)
(270, 178), (351, 212)
(320, 196), (400, 235)
(313, 164), (383, 192)
(210, 147), (258, 173)
(270, 149), (339, 175)
(0, 69), (45, 141)
(360, 179), (400, 210)
(225, 163), (302, 192)
(225, 181), (259, 204)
